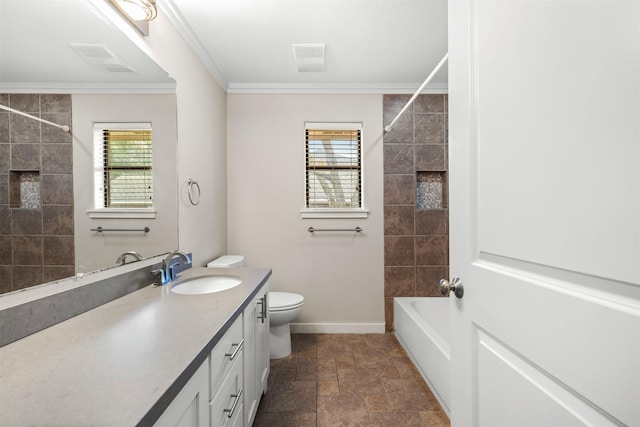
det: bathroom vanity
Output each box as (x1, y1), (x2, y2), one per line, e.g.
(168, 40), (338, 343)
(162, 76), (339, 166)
(0, 267), (271, 426)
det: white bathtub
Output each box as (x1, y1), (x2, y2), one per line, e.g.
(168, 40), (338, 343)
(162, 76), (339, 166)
(394, 297), (450, 416)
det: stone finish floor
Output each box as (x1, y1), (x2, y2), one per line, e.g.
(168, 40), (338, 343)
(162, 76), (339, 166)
(253, 333), (450, 427)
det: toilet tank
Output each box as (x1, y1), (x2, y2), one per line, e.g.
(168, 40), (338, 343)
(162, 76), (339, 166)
(207, 255), (244, 268)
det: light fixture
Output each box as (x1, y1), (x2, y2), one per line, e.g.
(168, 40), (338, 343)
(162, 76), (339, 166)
(113, 0), (157, 21)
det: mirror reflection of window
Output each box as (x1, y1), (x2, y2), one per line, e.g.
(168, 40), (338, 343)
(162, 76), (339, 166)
(93, 123), (153, 210)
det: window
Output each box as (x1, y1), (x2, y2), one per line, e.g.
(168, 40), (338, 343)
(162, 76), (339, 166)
(93, 123), (153, 210)
(305, 123), (362, 210)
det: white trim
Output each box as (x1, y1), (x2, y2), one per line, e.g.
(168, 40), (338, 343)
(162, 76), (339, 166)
(0, 83), (176, 94)
(290, 323), (386, 334)
(87, 208), (157, 219)
(300, 208), (369, 219)
(228, 82), (448, 94)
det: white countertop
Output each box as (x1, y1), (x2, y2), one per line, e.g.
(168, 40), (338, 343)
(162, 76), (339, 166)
(0, 267), (271, 426)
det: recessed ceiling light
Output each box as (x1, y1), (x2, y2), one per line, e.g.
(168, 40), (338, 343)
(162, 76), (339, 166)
(112, 0), (157, 21)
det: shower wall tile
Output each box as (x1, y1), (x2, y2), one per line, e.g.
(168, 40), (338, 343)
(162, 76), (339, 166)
(384, 206), (415, 235)
(10, 114), (41, 143)
(0, 207), (10, 234)
(384, 267), (415, 297)
(384, 236), (415, 266)
(42, 144), (72, 174)
(10, 94), (40, 113)
(415, 210), (447, 236)
(41, 174), (73, 205)
(41, 94), (72, 113)
(1, 93), (74, 294)
(12, 236), (42, 265)
(11, 209), (42, 235)
(0, 235), (11, 260)
(0, 266), (12, 294)
(416, 266), (449, 297)
(414, 94), (445, 114)
(0, 174), (7, 205)
(415, 145), (446, 171)
(384, 175), (415, 205)
(383, 144), (414, 174)
(43, 205), (74, 235)
(383, 94), (449, 331)
(415, 236), (447, 266)
(41, 113), (72, 143)
(12, 266), (43, 290)
(43, 236), (74, 266)
(11, 144), (41, 170)
(415, 114), (445, 144)
(0, 114), (9, 142)
(382, 112), (413, 143)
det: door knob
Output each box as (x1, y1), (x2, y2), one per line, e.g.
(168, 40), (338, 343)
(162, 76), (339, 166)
(439, 277), (464, 298)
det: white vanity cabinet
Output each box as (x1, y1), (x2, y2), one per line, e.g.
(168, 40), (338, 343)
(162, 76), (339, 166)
(243, 281), (270, 426)
(153, 280), (270, 427)
(154, 361), (210, 427)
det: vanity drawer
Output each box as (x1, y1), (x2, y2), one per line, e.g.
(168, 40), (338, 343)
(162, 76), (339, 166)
(210, 351), (243, 427)
(210, 315), (243, 394)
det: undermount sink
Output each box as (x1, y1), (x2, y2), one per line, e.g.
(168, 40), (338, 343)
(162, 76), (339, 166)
(171, 276), (242, 295)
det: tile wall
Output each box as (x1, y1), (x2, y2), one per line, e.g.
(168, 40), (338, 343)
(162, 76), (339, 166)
(0, 94), (74, 294)
(383, 94), (449, 331)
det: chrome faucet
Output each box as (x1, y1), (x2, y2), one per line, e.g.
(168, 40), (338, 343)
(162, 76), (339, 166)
(115, 251), (143, 265)
(158, 251), (192, 285)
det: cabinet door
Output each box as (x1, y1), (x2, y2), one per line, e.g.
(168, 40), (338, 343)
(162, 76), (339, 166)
(242, 293), (258, 427)
(256, 286), (270, 395)
(154, 360), (209, 427)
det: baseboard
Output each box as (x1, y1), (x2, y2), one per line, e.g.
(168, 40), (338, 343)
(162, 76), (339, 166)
(290, 323), (386, 334)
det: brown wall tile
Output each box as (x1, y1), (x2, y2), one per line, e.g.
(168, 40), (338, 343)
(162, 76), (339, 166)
(43, 235), (74, 266)
(416, 266), (448, 297)
(11, 144), (40, 170)
(0, 113), (8, 143)
(384, 266), (415, 297)
(11, 209), (42, 235)
(10, 94), (40, 113)
(383, 112), (413, 143)
(415, 145), (445, 171)
(42, 144), (73, 174)
(384, 236), (414, 266)
(43, 266), (75, 283)
(415, 209), (447, 235)
(10, 114), (41, 144)
(0, 173), (7, 204)
(0, 265), (12, 293)
(41, 94), (72, 113)
(384, 175), (414, 206)
(415, 114), (445, 144)
(41, 174), (73, 205)
(13, 266), (43, 290)
(414, 94), (445, 114)
(0, 235), (11, 260)
(384, 206), (414, 235)
(13, 236), (42, 265)
(41, 113), (72, 143)
(43, 205), (74, 235)
(383, 144), (414, 174)
(0, 207), (10, 234)
(415, 236), (447, 266)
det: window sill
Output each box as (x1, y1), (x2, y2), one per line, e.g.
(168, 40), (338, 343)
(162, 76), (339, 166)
(87, 208), (157, 219)
(300, 208), (369, 219)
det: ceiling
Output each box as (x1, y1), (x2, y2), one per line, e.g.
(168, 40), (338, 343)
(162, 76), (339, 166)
(0, 0), (448, 94)
(0, 0), (175, 92)
(162, 0), (448, 93)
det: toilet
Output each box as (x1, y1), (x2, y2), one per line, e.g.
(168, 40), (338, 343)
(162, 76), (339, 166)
(268, 291), (304, 359)
(207, 255), (304, 360)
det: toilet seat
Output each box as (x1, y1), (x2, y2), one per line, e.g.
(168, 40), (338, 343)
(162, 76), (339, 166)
(269, 292), (304, 312)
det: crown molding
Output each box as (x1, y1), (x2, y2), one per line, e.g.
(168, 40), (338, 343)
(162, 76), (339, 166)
(227, 82), (448, 94)
(0, 82), (177, 94)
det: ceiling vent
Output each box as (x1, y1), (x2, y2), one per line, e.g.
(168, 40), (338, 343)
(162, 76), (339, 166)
(69, 43), (137, 73)
(292, 43), (325, 72)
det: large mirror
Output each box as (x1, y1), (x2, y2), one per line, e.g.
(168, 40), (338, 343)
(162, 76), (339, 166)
(0, 0), (178, 294)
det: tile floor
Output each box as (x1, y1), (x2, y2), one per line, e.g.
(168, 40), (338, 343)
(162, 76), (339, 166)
(253, 333), (450, 427)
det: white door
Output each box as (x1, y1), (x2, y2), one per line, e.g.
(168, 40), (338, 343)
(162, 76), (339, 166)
(448, 1), (640, 426)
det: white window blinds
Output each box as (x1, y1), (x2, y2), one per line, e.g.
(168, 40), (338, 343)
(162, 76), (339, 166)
(305, 126), (362, 208)
(100, 129), (153, 208)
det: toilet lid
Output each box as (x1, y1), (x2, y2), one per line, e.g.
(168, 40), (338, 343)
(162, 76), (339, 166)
(269, 292), (304, 311)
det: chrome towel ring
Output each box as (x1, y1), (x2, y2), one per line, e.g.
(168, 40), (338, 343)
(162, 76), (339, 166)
(187, 179), (201, 206)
